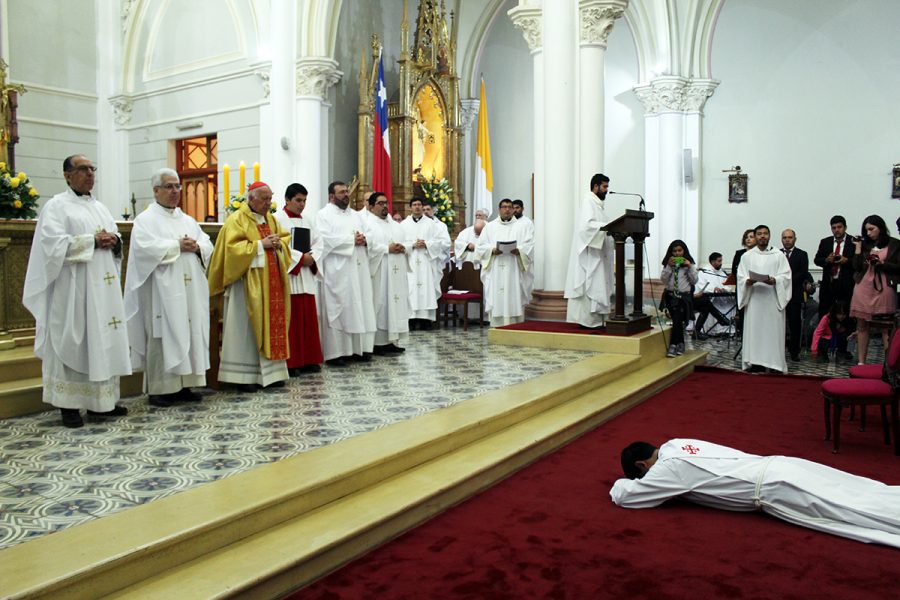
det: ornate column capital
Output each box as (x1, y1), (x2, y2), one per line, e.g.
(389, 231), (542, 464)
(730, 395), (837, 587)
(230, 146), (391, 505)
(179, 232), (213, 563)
(508, 6), (542, 54)
(255, 68), (271, 99)
(633, 76), (719, 115)
(109, 95), (133, 127)
(295, 57), (342, 100)
(579, 0), (627, 49)
(459, 99), (479, 133)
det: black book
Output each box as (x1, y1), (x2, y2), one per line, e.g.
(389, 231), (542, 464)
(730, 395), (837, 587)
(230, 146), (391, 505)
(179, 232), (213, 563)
(291, 227), (311, 253)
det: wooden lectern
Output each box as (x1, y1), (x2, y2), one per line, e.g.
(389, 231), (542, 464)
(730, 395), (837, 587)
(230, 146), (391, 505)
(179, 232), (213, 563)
(602, 209), (654, 335)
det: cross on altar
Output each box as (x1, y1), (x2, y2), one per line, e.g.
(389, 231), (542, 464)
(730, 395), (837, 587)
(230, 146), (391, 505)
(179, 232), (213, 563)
(103, 272), (116, 285)
(183, 274), (192, 285)
(107, 316), (122, 330)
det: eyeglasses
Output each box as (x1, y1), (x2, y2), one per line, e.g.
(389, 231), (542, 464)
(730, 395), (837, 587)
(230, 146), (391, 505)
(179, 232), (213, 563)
(375, 201), (388, 206)
(157, 184), (183, 191)
(70, 165), (98, 173)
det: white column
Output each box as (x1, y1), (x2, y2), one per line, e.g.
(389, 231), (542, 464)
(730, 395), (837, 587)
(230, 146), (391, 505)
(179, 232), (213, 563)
(294, 57), (341, 221)
(541, 0), (577, 292)
(577, 0), (626, 185)
(509, 4), (545, 288)
(95, 0), (130, 216)
(634, 76), (717, 276)
(458, 98), (479, 225)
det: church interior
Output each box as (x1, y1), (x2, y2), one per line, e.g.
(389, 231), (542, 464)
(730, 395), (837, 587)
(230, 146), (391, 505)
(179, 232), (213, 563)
(0, 0), (898, 597)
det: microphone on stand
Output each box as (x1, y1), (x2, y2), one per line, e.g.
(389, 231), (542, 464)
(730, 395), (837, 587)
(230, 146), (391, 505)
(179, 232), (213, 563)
(608, 191), (646, 212)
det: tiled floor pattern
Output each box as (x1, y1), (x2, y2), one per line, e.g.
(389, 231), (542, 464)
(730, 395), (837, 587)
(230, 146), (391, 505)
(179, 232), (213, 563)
(0, 328), (593, 550)
(0, 326), (885, 551)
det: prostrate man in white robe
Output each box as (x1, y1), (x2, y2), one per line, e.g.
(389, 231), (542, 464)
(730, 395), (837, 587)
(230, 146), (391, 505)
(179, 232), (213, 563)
(454, 208), (488, 268)
(314, 181), (377, 366)
(564, 173), (615, 328)
(738, 224), (792, 373)
(361, 191), (410, 355)
(23, 154), (132, 428)
(124, 168), (212, 407)
(208, 181), (294, 390)
(612, 439), (900, 549)
(401, 198), (443, 330)
(474, 198), (535, 327)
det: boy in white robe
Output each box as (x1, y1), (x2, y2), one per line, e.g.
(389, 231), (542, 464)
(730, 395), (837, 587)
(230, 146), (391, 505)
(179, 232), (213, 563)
(23, 154), (132, 428)
(738, 225), (792, 373)
(474, 199), (535, 327)
(612, 439), (900, 549)
(564, 174), (614, 328)
(361, 192), (411, 353)
(124, 169), (212, 406)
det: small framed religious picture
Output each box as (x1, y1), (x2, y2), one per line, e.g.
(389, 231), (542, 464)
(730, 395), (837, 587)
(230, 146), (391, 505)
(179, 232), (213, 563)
(728, 173), (748, 203)
(892, 165), (900, 199)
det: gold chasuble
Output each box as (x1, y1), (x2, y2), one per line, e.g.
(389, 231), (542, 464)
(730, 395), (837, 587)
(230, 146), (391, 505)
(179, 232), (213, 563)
(208, 203), (292, 360)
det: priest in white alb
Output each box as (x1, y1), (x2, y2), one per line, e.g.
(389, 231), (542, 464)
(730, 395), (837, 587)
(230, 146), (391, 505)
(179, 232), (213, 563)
(124, 169), (212, 407)
(23, 154), (132, 428)
(454, 208), (488, 268)
(361, 191), (410, 354)
(737, 224), (792, 373)
(474, 199), (535, 327)
(208, 181), (294, 389)
(400, 198), (443, 330)
(564, 174), (615, 328)
(314, 181), (377, 366)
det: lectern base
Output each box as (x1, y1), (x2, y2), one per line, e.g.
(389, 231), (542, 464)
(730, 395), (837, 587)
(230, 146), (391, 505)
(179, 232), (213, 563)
(605, 314), (652, 336)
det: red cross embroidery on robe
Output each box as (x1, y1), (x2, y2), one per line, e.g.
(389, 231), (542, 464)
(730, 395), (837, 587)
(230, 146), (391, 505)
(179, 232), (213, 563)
(681, 444), (700, 455)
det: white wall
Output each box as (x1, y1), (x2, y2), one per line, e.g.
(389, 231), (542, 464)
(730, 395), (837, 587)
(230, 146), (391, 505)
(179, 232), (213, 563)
(7, 0), (97, 202)
(702, 0), (900, 267)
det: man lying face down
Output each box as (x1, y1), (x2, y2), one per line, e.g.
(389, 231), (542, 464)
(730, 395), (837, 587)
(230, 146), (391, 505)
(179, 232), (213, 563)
(611, 439), (900, 549)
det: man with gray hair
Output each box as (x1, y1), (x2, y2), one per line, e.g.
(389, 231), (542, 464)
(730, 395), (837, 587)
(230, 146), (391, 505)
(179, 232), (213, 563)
(124, 168), (213, 406)
(454, 208), (489, 268)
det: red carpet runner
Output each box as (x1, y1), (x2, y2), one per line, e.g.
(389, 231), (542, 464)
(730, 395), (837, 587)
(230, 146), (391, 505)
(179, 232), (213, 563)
(293, 368), (899, 599)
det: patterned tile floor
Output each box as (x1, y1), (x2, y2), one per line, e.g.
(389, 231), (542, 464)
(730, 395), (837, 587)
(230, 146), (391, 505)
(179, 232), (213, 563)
(0, 326), (884, 551)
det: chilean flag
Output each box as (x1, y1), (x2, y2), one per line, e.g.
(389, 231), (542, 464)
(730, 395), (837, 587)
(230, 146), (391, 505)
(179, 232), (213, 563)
(373, 52), (393, 211)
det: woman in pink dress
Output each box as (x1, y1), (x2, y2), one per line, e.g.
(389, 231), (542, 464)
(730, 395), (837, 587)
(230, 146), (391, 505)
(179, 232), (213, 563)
(850, 214), (900, 364)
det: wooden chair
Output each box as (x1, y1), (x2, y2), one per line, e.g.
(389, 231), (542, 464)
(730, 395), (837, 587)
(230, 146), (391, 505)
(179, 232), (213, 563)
(822, 326), (900, 455)
(438, 262), (484, 331)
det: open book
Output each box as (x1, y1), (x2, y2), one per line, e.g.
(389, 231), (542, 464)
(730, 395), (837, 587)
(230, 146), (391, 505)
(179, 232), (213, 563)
(748, 270), (770, 282)
(496, 240), (517, 255)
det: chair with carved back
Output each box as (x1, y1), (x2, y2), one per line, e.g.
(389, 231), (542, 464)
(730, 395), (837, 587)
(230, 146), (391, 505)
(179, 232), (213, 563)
(438, 261), (483, 331)
(822, 323), (900, 455)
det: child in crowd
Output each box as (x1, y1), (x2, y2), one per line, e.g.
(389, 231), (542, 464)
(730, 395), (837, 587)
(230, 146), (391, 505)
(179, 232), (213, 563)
(660, 240), (698, 358)
(811, 301), (856, 362)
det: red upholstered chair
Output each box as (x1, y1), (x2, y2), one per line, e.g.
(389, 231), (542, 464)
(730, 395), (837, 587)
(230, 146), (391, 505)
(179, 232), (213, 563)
(847, 363), (886, 428)
(438, 262), (484, 331)
(822, 327), (900, 454)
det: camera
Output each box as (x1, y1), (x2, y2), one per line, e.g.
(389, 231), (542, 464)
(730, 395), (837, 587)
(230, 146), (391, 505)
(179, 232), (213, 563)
(866, 254), (879, 265)
(673, 257), (686, 266)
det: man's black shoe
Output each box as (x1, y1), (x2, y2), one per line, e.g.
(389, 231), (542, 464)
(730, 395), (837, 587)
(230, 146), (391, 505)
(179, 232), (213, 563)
(790, 352), (800, 361)
(373, 345), (392, 356)
(265, 380), (286, 388)
(385, 343), (405, 354)
(149, 393), (180, 407)
(61, 408), (84, 428)
(87, 405), (128, 418)
(326, 358), (348, 367)
(178, 388), (202, 402)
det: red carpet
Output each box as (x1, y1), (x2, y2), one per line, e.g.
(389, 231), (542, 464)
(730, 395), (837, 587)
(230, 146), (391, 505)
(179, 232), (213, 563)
(292, 370), (899, 600)
(497, 320), (634, 336)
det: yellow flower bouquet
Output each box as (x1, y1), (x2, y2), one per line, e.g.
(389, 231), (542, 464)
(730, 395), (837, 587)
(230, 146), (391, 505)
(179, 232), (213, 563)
(0, 163), (40, 219)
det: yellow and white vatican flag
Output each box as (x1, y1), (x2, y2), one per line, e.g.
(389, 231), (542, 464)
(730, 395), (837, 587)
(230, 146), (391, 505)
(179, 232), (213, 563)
(473, 78), (493, 218)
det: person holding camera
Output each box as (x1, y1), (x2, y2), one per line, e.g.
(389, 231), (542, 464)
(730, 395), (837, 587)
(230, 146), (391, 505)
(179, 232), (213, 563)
(814, 215), (856, 319)
(660, 240), (698, 357)
(850, 214), (900, 364)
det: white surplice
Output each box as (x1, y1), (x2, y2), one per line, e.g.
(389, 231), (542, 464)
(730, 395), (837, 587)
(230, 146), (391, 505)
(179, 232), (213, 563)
(23, 189), (132, 411)
(454, 224), (482, 269)
(564, 191), (614, 327)
(696, 264), (735, 335)
(400, 215), (443, 320)
(738, 247), (792, 372)
(361, 210), (411, 347)
(273, 210), (320, 296)
(474, 217), (535, 327)
(314, 203), (376, 360)
(124, 203), (212, 394)
(610, 438), (900, 549)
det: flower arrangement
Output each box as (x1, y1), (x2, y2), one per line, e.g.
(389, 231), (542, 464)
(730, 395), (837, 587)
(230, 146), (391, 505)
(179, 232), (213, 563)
(421, 176), (455, 233)
(224, 193), (277, 215)
(0, 162), (40, 219)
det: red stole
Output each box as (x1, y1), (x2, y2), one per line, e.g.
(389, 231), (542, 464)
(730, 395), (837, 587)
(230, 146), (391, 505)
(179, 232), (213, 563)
(257, 222), (288, 360)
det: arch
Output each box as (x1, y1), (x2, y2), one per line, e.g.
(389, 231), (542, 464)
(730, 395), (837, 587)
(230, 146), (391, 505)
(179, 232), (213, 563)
(459, 0), (508, 99)
(300, 0), (343, 58)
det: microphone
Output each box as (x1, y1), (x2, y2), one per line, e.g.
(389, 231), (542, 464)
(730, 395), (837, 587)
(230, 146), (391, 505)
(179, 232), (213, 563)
(608, 191), (646, 212)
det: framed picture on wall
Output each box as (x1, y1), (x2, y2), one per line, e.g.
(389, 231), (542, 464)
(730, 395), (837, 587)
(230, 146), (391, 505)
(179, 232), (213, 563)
(728, 173), (748, 203)
(892, 165), (900, 199)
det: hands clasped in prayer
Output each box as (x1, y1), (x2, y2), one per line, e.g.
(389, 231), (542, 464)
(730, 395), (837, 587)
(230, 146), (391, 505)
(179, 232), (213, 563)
(94, 229), (119, 250)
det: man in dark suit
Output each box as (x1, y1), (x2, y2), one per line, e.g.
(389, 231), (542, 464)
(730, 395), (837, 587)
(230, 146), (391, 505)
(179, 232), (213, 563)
(781, 229), (810, 360)
(813, 215), (855, 319)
